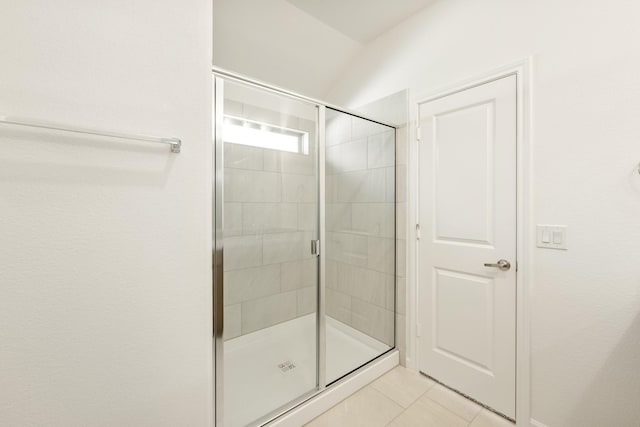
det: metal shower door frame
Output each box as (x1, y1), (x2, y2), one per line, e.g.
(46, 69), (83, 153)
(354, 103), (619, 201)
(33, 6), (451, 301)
(212, 68), (397, 426)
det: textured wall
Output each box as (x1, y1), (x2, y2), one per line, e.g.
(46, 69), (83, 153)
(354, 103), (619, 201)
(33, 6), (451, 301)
(0, 1), (212, 425)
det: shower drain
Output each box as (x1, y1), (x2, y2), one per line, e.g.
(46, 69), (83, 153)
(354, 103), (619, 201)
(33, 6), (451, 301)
(277, 360), (296, 372)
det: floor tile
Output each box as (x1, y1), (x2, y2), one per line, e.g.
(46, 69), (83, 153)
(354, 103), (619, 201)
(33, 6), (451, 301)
(371, 367), (435, 407)
(425, 384), (483, 421)
(469, 409), (515, 427)
(387, 393), (468, 427)
(304, 386), (404, 427)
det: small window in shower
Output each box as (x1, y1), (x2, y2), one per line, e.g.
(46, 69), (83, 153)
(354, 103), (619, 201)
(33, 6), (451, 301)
(223, 115), (309, 154)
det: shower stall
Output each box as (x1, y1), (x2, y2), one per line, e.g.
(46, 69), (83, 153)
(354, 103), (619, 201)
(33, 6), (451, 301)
(213, 70), (397, 426)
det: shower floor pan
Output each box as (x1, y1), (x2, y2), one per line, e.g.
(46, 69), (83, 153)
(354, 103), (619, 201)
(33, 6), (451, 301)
(223, 313), (390, 427)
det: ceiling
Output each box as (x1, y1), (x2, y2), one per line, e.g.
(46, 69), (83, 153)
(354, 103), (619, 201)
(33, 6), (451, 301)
(286, 0), (436, 43)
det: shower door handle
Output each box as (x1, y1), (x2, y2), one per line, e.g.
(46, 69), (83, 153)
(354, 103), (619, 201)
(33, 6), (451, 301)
(311, 240), (320, 256)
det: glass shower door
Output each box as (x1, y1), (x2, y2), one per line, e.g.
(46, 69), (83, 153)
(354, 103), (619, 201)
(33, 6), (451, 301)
(215, 78), (320, 427)
(324, 108), (395, 383)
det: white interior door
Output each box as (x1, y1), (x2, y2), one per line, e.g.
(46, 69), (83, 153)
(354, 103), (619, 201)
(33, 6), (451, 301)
(417, 75), (517, 418)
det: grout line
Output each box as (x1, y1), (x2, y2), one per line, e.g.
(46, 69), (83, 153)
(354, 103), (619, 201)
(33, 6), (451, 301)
(469, 407), (483, 426)
(420, 393), (476, 425)
(420, 372), (514, 423)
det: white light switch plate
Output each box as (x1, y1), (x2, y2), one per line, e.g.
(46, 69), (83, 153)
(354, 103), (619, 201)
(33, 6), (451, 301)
(536, 225), (567, 250)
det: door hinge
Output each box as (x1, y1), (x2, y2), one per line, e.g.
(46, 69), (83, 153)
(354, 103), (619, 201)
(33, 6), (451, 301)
(311, 240), (320, 256)
(416, 323), (422, 337)
(416, 126), (421, 142)
(416, 224), (421, 240)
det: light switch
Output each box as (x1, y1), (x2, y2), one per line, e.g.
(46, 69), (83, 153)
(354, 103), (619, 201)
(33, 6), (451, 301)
(552, 231), (563, 245)
(537, 225), (568, 250)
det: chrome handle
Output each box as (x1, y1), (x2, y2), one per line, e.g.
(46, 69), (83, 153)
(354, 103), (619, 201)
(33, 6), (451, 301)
(484, 259), (511, 271)
(311, 240), (320, 256)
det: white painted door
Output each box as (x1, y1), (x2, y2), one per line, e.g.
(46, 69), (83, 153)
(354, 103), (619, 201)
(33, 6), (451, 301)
(417, 75), (517, 418)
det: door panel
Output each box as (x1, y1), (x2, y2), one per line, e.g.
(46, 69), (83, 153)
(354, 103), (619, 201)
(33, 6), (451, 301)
(434, 101), (494, 245)
(218, 79), (320, 427)
(433, 268), (494, 373)
(418, 75), (517, 418)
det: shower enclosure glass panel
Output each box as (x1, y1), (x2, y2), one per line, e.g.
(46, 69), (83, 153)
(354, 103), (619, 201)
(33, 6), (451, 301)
(219, 80), (319, 427)
(325, 108), (395, 384)
(214, 72), (397, 427)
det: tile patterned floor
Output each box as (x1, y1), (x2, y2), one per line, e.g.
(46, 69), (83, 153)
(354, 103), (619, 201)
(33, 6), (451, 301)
(304, 367), (514, 427)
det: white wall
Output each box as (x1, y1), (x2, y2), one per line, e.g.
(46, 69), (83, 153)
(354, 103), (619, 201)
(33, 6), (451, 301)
(212, 0), (362, 99)
(328, 1), (640, 426)
(0, 1), (213, 426)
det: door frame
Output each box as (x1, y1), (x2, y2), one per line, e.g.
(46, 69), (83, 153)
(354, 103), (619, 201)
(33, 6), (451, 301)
(407, 58), (533, 425)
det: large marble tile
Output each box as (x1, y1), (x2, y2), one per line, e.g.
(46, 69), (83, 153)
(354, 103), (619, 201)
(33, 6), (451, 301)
(282, 173), (316, 203)
(296, 286), (316, 316)
(326, 174), (338, 202)
(337, 263), (386, 308)
(279, 150), (316, 175)
(326, 288), (351, 325)
(367, 236), (395, 274)
(327, 203), (352, 232)
(326, 259), (338, 290)
(224, 202), (243, 237)
(225, 169), (281, 203)
(241, 290), (297, 334)
(325, 113), (351, 147)
(351, 298), (394, 345)
(304, 386), (403, 427)
(326, 144), (342, 175)
(337, 169), (386, 203)
(426, 384), (483, 422)
(281, 258), (317, 291)
(297, 203), (317, 231)
(242, 203), (297, 234)
(367, 131), (395, 169)
(326, 232), (368, 266)
(352, 116), (387, 140)
(224, 264), (280, 305)
(352, 203), (394, 238)
(262, 231), (310, 264)
(386, 274), (396, 311)
(386, 166), (397, 203)
(388, 392), (468, 427)
(224, 143), (263, 171)
(224, 235), (262, 270)
(341, 138), (368, 172)
(370, 367), (435, 408)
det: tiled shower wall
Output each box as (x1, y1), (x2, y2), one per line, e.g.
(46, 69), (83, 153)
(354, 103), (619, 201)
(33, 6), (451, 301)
(353, 90), (409, 365)
(325, 111), (396, 347)
(223, 99), (318, 340)
(221, 94), (405, 353)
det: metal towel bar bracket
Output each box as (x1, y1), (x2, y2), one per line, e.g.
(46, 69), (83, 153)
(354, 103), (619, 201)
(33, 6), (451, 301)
(0, 114), (181, 153)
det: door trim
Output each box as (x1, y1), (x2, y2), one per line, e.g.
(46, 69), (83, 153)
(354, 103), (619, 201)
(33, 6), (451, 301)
(407, 58), (533, 426)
